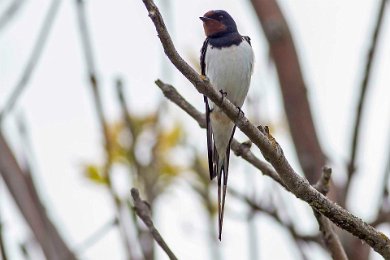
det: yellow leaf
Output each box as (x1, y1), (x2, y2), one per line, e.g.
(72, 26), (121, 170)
(84, 164), (108, 185)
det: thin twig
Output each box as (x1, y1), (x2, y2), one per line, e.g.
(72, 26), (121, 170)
(0, 0), (61, 125)
(74, 1), (136, 258)
(228, 188), (321, 244)
(314, 167), (348, 260)
(130, 188), (178, 260)
(379, 131), (390, 209)
(0, 0), (25, 32)
(346, 0), (388, 192)
(249, 0), (326, 184)
(0, 221), (8, 260)
(76, 218), (118, 254)
(115, 79), (155, 260)
(140, 0), (390, 257)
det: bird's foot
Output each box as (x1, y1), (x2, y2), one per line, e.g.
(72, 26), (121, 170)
(236, 106), (244, 118)
(219, 90), (227, 103)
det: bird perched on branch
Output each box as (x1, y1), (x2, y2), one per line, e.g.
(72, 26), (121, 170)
(200, 10), (254, 240)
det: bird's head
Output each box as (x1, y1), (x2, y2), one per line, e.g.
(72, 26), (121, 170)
(200, 10), (237, 38)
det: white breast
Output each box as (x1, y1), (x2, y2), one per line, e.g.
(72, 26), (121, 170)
(205, 40), (254, 109)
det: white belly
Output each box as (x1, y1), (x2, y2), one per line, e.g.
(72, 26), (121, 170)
(205, 40), (254, 157)
(205, 41), (254, 109)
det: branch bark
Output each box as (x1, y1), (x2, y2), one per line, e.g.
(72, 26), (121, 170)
(155, 80), (287, 191)
(130, 188), (178, 260)
(139, 0), (390, 257)
(314, 167), (348, 260)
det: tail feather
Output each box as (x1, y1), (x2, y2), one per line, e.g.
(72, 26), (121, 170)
(217, 156), (229, 240)
(217, 125), (236, 240)
(205, 96), (238, 240)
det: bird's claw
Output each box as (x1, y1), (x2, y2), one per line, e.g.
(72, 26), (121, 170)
(236, 106), (244, 118)
(219, 89), (227, 103)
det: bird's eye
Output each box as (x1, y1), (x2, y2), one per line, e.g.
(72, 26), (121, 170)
(219, 15), (223, 19)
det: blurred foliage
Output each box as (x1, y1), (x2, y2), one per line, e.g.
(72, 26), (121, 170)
(83, 108), (188, 203)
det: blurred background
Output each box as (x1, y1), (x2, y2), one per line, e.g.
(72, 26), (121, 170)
(0, 0), (390, 259)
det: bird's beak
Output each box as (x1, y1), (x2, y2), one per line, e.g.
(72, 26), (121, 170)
(199, 16), (213, 22)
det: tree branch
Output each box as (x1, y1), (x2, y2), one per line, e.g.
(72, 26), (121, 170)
(346, 0), (388, 191)
(0, 0), (61, 125)
(314, 167), (348, 260)
(0, 132), (76, 260)
(139, 0), (390, 257)
(0, 220), (8, 260)
(74, 1), (136, 258)
(130, 188), (178, 260)
(155, 79), (287, 190)
(249, 0), (326, 184)
(0, 0), (26, 32)
(228, 188), (321, 244)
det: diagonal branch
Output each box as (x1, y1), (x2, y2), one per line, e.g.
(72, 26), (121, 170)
(0, 220), (8, 260)
(130, 188), (178, 260)
(0, 0), (26, 32)
(0, 132), (76, 260)
(228, 188), (321, 244)
(249, 0), (326, 184)
(0, 0), (61, 125)
(139, 0), (390, 257)
(346, 0), (388, 192)
(155, 79), (287, 190)
(74, 1), (136, 258)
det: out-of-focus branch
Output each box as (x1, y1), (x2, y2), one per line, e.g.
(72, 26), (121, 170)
(0, 0), (25, 32)
(0, 132), (76, 260)
(346, 0), (388, 193)
(249, 0), (326, 184)
(0, 220), (8, 260)
(0, 0), (61, 125)
(115, 79), (154, 260)
(140, 1), (390, 257)
(76, 218), (118, 254)
(228, 188), (321, 244)
(314, 167), (348, 260)
(74, 1), (136, 259)
(130, 188), (178, 260)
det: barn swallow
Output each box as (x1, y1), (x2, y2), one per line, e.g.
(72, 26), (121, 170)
(200, 10), (254, 240)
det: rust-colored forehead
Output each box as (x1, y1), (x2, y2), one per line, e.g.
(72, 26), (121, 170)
(204, 11), (215, 17)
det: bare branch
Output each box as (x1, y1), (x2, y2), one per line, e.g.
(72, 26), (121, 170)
(0, 220), (8, 260)
(155, 80), (287, 190)
(249, 0), (326, 184)
(130, 188), (178, 260)
(76, 218), (118, 254)
(228, 188), (321, 244)
(314, 167), (348, 260)
(140, 0), (390, 257)
(74, 1), (136, 258)
(0, 132), (76, 260)
(0, 0), (26, 32)
(346, 0), (388, 191)
(0, 0), (61, 124)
